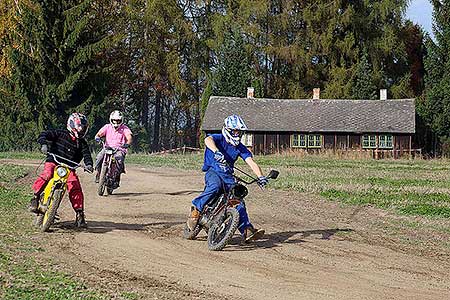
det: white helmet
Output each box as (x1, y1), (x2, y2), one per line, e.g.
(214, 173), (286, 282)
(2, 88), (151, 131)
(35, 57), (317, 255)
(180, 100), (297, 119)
(222, 114), (248, 146)
(109, 110), (123, 128)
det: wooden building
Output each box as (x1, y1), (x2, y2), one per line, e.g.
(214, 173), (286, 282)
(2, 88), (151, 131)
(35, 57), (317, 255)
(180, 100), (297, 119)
(201, 96), (416, 156)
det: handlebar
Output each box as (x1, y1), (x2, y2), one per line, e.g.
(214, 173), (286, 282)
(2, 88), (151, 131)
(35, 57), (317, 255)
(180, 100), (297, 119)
(97, 139), (122, 152)
(233, 165), (279, 185)
(48, 153), (92, 173)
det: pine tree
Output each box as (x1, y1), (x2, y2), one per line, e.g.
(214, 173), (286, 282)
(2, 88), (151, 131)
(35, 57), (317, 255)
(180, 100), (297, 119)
(422, 0), (450, 153)
(214, 27), (251, 97)
(352, 48), (377, 100)
(0, 0), (120, 150)
(0, 0), (42, 150)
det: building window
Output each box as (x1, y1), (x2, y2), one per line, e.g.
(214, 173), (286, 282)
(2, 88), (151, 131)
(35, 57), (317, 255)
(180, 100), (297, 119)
(379, 135), (393, 149)
(291, 134), (320, 148)
(291, 134), (306, 148)
(362, 135), (377, 148)
(241, 133), (253, 147)
(308, 134), (322, 148)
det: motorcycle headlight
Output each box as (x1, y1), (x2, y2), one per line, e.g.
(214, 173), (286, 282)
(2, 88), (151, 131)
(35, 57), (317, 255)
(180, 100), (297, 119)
(56, 166), (68, 177)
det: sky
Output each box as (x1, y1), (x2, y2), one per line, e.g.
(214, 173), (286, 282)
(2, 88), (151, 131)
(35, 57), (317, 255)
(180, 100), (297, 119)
(406, 0), (434, 37)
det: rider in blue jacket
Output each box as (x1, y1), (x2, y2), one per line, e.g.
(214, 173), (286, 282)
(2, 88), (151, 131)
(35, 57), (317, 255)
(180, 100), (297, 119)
(187, 114), (268, 242)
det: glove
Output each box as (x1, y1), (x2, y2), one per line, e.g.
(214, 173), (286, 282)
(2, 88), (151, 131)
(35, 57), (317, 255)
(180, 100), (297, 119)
(95, 136), (101, 143)
(40, 144), (48, 155)
(257, 176), (268, 188)
(213, 151), (227, 165)
(85, 165), (94, 173)
(122, 143), (129, 149)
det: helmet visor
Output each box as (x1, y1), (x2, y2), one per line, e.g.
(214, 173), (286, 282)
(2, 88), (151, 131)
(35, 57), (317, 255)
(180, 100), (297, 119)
(230, 129), (244, 138)
(112, 119), (122, 126)
(78, 125), (88, 137)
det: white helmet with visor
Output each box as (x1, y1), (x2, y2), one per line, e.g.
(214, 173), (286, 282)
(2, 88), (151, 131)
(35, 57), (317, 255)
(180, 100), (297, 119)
(110, 110), (123, 128)
(222, 114), (248, 146)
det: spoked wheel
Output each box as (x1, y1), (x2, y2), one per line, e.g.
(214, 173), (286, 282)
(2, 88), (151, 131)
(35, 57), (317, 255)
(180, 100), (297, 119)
(207, 208), (240, 251)
(97, 164), (108, 196)
(183, 223), (202, 240)
(40, 189), (63, 232)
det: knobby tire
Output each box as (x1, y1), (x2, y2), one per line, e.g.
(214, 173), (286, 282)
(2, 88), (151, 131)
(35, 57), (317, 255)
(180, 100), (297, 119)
(207, 208), (240, 251)
(40, 189), (63, 232)
(97, 162), (108, 196)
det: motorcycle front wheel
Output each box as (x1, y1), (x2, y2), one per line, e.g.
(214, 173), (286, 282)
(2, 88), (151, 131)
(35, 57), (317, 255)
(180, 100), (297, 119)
(207, 208), (240, 251)
(106, 187), (113, 195)
(97, 164), (108, 196)
(40, 189), (63, 232)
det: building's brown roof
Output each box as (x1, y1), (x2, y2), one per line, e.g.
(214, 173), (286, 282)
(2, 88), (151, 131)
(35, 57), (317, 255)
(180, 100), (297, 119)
(201, 96), (415, 134)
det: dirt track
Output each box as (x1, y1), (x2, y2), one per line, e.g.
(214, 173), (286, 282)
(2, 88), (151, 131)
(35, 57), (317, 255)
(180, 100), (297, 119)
(17, 162), (450, 299)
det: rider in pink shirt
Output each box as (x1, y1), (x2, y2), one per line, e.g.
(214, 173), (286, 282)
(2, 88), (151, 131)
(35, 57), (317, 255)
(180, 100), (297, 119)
(94, 110), (133, 185)
(97, 122), (132, 152)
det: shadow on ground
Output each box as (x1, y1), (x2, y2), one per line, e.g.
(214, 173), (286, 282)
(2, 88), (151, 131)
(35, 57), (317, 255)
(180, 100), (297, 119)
(110, 190), (203, 198)
(224, 228), (354, 251)
(54, 220), (184, 234)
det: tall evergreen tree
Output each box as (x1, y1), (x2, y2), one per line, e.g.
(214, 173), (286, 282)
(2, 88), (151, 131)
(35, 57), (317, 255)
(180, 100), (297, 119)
(352, 48), (377, 100)
(0, 1), (42, 150)
(0, 0), (119, 150)
(214, 27), (251, 97)
(422, 0), (450, 153)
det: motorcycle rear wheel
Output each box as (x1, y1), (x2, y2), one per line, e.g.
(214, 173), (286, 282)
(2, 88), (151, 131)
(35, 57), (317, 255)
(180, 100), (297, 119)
(40, 189), (63, 232)
(207, 208), (240, 251)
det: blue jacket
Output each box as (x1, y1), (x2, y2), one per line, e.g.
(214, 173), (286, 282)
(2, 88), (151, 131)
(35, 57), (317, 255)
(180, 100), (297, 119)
(202, 134), (252, 178)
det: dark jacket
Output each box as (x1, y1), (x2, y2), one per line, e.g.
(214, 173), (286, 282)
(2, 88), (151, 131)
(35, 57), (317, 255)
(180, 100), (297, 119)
(37, 129), (93, 168)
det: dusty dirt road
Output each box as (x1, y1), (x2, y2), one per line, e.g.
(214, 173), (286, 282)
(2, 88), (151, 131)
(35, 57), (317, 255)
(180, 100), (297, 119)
(17, 161), (450, 299)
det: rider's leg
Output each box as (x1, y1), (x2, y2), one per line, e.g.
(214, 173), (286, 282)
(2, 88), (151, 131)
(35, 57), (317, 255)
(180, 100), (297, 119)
(114, 151), (126, 185)
(67, 171), (86, 228)
(191, 170), (223, 211)
(188, 170), (223, 229)
(236, 202), (265, 242)
(94, 149), (105, 183)
(29, 162), (56, 213)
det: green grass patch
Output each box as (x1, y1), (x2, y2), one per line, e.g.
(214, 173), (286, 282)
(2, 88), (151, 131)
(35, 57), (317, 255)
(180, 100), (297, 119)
(0, 151), (42, 160)
(321, 189), (450, 217)
(1, 255), (104, 300)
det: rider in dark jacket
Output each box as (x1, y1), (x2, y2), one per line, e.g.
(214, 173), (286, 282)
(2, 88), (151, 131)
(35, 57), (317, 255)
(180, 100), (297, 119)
(29, 113), (93, 228)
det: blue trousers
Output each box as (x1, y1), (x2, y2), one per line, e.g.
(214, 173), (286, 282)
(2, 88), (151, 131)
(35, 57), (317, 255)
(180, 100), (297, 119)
(192, 169), (252, 234)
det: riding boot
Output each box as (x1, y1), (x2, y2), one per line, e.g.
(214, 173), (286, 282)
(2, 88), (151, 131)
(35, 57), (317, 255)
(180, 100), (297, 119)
(95, 171), (100, 183)
(28, 194), (39, 213)
(243, 226), (265, 243)
(74, 210), (87, 228)
(187, 206), (200, 230)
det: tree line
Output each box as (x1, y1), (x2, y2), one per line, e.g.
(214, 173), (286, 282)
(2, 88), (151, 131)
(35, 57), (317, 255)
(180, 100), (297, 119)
(0, 0), (448, 155)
